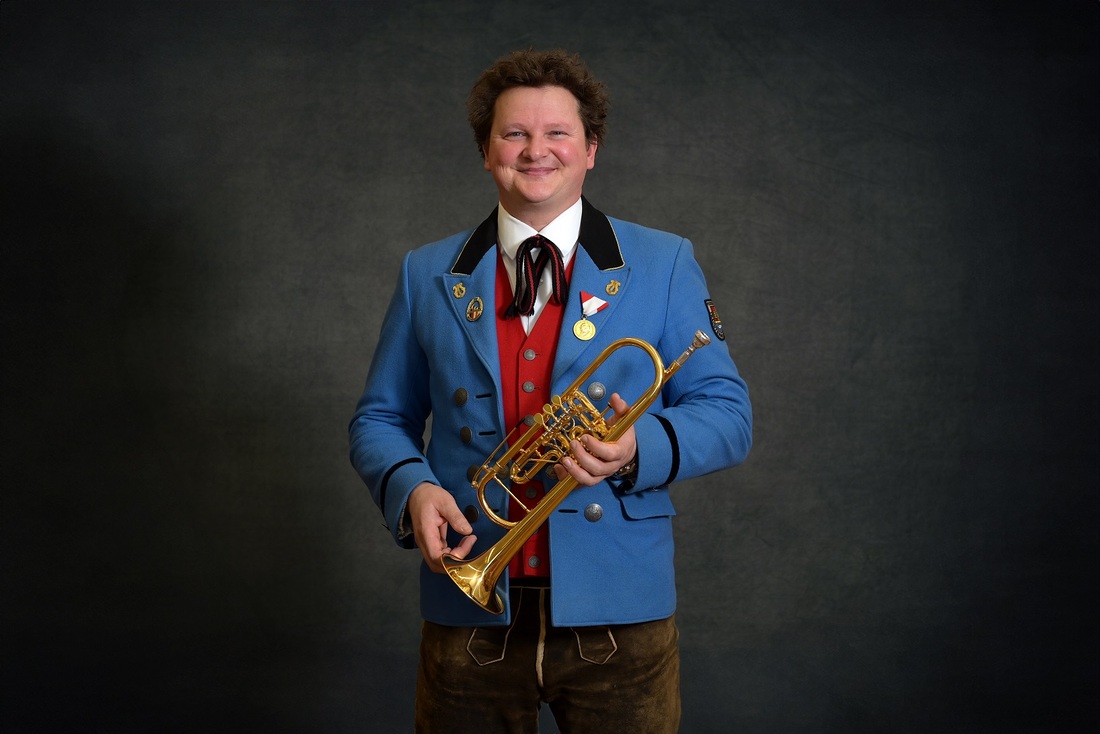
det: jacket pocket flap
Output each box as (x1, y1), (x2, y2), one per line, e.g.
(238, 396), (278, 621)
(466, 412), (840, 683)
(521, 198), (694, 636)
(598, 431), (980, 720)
(618, 488), (676, 519)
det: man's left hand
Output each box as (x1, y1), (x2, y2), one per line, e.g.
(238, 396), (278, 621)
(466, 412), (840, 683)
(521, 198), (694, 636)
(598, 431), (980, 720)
(555, 392), (637, 486)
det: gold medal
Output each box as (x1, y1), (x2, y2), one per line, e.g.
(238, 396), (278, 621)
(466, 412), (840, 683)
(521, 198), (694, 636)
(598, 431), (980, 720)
(573, 317), (596, 341)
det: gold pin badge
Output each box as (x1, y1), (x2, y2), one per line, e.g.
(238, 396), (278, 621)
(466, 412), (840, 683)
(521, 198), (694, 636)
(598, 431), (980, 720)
(452, 282), (467, 299)
(466, 296), (484, 322)
(605, 280), (621, 296)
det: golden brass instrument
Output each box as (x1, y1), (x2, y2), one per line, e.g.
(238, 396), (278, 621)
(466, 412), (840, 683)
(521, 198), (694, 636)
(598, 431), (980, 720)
(442, 330), (712, 614)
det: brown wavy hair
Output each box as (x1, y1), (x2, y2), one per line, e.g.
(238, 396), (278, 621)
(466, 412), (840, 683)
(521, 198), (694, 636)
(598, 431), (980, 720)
(467, 49), (609, 158)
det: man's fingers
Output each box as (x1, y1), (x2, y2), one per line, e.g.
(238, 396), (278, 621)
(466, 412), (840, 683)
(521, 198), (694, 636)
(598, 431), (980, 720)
(605, 393), (630, 425)
(559, 454), (600, 486)
(443, 534), (478, 561)
(442, 505), (473, 536)
(578, 435), (616, 463)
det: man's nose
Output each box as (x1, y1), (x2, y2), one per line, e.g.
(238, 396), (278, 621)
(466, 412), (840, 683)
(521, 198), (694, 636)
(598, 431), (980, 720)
(524, 136), (546, 159)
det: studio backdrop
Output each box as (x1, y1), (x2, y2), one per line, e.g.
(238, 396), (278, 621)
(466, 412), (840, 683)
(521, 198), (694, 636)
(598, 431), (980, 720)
(1, 2), (1096, 732)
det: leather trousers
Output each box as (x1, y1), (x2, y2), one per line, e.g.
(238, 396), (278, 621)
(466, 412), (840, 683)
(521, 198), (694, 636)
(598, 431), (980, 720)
(415, 587), (680, 733)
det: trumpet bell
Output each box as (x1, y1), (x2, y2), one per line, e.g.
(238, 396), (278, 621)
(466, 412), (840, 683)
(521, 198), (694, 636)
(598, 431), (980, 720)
(442, 548), (506, 615)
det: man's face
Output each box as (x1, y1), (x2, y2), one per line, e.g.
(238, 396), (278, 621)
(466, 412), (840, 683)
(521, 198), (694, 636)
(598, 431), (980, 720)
(482, 85), (597, 227)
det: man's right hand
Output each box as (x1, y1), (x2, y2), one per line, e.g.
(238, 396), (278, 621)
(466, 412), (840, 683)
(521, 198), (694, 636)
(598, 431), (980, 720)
(406, 482), (477, 573)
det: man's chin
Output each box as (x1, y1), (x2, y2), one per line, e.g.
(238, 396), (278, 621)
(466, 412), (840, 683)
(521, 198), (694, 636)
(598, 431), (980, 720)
(504, 189), (556, 210)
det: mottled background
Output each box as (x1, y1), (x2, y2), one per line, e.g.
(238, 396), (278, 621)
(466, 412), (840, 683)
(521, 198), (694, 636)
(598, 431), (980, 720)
(2, 1), (1096, 731)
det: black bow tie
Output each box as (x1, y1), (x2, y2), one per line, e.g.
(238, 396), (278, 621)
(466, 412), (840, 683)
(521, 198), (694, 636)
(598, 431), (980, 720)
(506, 234), (567, 318)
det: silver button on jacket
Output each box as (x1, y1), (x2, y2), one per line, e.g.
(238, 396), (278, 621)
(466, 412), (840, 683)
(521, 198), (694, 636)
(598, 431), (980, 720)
(583, 503), (603, 522)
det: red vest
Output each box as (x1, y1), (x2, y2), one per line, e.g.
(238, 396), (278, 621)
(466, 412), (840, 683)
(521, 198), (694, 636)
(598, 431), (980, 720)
(495, 250), (574, 579)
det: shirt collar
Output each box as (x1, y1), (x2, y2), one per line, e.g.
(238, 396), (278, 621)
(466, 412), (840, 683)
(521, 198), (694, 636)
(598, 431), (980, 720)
(497, 199), (583, 266)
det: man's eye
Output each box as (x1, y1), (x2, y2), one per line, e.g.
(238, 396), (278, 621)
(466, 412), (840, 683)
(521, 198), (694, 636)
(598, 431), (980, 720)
(505, 131), (526, 139)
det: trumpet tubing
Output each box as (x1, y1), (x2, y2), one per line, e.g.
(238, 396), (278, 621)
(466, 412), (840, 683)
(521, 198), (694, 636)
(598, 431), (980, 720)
(443, 330), (711, 614)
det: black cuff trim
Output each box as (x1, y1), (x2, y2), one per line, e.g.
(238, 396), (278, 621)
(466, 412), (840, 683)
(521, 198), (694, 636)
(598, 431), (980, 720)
(654, 415), (679, 486)
(379, 457), (424, 516)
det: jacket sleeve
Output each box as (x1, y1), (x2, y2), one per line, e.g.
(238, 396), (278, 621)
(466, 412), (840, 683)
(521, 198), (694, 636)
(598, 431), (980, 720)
(627, 236), (753, 492)
(348, 251), (440, 548)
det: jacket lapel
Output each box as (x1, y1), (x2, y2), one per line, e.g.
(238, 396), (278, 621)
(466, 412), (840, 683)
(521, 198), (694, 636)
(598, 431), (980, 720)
(444, 209), (502, 391)
(552, 200), (630, 386)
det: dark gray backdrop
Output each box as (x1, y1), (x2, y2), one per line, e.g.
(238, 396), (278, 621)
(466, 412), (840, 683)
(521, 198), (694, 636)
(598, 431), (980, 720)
(2, 1), (1096, 732)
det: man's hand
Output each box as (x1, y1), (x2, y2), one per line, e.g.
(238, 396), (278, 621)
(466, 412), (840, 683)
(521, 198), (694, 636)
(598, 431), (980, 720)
(407, 482), (477, 573)
(554, 393), (638, 486)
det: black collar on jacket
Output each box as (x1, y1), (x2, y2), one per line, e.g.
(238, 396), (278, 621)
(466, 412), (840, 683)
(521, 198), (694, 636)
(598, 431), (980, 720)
(450, 196), (624, 275)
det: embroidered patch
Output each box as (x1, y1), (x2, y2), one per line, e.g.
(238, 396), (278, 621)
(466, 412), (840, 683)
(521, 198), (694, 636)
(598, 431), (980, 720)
(704, 299), (725, 341)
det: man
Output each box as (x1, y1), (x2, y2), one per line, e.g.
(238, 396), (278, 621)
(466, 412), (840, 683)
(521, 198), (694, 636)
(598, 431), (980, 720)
(349, 49), (752, 733)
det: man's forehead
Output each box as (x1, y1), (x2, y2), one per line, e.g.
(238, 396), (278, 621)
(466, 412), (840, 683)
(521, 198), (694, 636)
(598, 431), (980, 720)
(491, 85), (583, 124)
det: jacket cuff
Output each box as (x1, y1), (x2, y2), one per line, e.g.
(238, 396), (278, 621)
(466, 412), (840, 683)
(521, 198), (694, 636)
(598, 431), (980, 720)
(381, 458), (440, 547)
(627, 413), (677, 492)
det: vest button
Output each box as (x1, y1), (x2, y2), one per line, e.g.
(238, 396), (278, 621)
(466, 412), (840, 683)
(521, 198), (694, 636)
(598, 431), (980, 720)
(453, 387), (468, 406)
(460, 427), (473, 444)
(524, 415), (536, 426)
(584, 503), (604, 522)
(525, 486), (538, 499)
(522, 381), (536, 393)
(587, 382), (606, 401)
(523, 349), (537, 361)
(527, 556), (541, 568)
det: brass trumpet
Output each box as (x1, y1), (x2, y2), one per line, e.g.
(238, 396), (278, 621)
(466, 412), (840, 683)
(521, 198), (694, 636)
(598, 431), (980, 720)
(442, 330), (712, 614)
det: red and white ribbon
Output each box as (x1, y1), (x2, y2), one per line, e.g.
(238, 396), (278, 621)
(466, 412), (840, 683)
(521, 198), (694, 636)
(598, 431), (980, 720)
(580, 291), (608, 318)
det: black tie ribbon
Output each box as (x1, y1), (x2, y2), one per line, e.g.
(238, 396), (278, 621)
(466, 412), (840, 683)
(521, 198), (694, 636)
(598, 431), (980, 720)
(506, 234), (567, 318)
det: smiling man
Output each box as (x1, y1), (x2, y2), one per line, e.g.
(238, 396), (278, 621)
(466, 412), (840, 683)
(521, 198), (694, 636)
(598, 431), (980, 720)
(349, 49), (752, 733)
